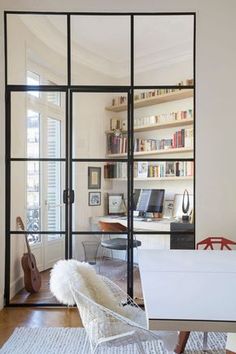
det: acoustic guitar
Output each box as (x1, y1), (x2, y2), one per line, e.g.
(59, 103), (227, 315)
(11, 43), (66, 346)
(16, 216), (41, 293)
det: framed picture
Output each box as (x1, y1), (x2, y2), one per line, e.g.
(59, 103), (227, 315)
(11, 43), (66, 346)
(88, 167), (101, 189)
(108, 193), (126, 215)
(163, 200), (174, 218)
(88, 192), (101, 206)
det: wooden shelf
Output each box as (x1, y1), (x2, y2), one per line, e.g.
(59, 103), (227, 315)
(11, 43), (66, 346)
(106, 118), (193, 134)
(105, 176), (193, 182)
(105, 89), (193, 112)
(106, 147), (193, 158)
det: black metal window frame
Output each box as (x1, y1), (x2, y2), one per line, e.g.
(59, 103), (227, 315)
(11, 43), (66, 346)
(4, 11), (196, 306)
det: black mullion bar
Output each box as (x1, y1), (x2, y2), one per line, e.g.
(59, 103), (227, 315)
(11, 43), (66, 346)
(4, 12), (8, 85)
(127, 14), (134, 298)
(10, 231), (66, 235)
(5, 11), (196, 16)
(71, 231), (194, 236)
(133, 158), (194, 162)
(67, 14), (71, 87)
(72, 231), (128, 235)
(5, 90), (11, 306)
(193, 13), (196, 247)
(10, 158), (66, 161)
(70, 86), (130, 93)
(133, 85), (194, 90)
(134, 231), (195, 235)
(65, 84), (69, 259)
(72, 158), (128, 163)
(7, 85), (67, 91)
(69, 90), (73, 259)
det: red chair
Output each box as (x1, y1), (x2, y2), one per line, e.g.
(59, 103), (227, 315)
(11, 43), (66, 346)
(196, 236), (236, 250)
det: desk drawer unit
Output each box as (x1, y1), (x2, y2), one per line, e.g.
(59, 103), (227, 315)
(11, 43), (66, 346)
(170, 222), (195, 249)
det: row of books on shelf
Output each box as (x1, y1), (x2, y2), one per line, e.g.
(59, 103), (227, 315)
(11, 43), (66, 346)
(110, 79), (193, 107)
(110, 109), (193, 131)
(134, 161), (194, 178)
(104, 161), (194, 179)
(107, 128), (193, 154)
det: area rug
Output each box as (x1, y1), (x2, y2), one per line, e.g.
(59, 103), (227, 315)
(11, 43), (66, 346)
(0, 327), (226, 354)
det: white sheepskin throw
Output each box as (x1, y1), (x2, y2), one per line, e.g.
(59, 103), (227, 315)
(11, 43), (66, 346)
(50, 259), (127, 317)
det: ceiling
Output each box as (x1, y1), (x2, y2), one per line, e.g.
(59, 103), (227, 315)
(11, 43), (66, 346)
(18, 14), (193, 77)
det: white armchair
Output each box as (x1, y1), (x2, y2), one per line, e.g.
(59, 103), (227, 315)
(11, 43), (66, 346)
(50, 260), (177, 354)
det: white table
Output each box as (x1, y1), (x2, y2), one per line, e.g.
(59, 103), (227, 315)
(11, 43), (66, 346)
(139, 249), (236, 332)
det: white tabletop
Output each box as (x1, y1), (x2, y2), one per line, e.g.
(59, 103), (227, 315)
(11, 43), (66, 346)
(139, 250), (236, 331)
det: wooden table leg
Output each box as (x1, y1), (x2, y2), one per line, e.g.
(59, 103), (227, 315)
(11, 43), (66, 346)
(174, 332), (191, 354)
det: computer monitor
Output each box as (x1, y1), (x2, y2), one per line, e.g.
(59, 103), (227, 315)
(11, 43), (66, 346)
(133, 189), (141, 210)
(136, 189), (165, 214)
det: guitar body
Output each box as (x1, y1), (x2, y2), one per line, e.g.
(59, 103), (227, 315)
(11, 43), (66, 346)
(21, 252), (41, 293)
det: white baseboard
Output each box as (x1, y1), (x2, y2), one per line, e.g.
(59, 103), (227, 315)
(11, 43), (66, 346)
(10, 275), (24, 300)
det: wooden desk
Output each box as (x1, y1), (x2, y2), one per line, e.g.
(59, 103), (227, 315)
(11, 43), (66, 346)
(139, 249), (236, 332)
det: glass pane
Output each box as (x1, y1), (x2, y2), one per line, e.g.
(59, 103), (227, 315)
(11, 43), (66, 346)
(7, 14), (67, 85)
(10, 233), (64, 304)
(73, 162), (127, 232)
(134, 15), (194, 85)
(72, 233), (128, 293)
(11, 91), (65, 158)
(71, 15), (130, 85)
(11, 162), (65, 232)
(73, 92), (128, 159)
(133, 88), (194, 158)
(133, 160), (194, 232)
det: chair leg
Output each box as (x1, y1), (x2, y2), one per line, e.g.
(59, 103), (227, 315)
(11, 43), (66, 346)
(174, 332), (190, 354)
(203, 332), (208, 351)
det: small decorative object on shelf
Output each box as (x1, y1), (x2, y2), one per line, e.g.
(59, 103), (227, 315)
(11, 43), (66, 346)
(182, 189), (190, 221)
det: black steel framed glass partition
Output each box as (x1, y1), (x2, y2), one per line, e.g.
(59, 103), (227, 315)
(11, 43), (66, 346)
(5, 12), (195, 306)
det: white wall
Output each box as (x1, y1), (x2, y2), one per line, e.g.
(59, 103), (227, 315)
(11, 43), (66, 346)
(1, 0), (236, 308)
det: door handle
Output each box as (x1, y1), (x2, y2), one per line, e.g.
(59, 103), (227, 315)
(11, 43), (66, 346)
(63, 189), (75, 204)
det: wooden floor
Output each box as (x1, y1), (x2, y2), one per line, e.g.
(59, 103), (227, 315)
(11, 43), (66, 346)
(10, 258), (143, 305)
(11, 270), (59, 304)
(0, 308), (82, 348)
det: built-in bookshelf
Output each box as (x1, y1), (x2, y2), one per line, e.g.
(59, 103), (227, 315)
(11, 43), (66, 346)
(105, 88), (193, 112)
(104, 161), (194, 179)
(106, 127), (193, 155)
(105, 88), (194, 158)
(106, 147), (193, 158)
(105, 176), (193, 181)
(106, 117), (193, 134)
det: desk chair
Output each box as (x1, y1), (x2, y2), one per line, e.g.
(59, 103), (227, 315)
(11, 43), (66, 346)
(98, 221), (141, 277)
(99, 220), (141, 252)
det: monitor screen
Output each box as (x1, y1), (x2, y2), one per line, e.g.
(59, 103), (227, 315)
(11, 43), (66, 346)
(136, 189), (165, 213)
(133, 189), (141, 210)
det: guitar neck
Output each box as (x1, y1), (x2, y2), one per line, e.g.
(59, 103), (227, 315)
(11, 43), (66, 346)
(24, 234), (32, 255)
